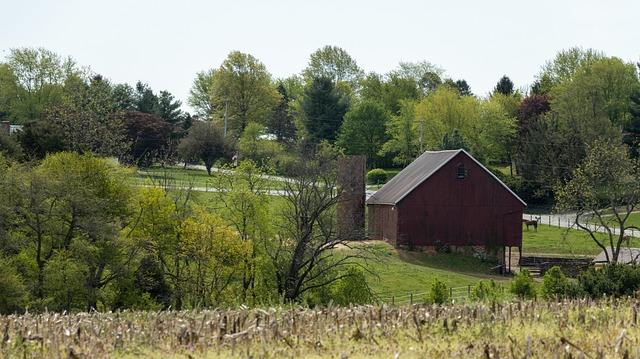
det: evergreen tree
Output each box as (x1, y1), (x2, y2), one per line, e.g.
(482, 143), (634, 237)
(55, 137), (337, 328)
(301, 77), (349, 144)
(494, 75), (514, 95)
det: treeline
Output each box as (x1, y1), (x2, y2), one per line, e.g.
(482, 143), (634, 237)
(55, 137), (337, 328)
(3, 46), (640, 203)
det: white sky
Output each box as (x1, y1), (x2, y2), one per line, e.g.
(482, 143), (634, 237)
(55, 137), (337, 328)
(2, 0), (639, 113)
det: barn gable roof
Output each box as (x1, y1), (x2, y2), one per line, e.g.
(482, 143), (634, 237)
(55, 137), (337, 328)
(366, 149), (526, 206)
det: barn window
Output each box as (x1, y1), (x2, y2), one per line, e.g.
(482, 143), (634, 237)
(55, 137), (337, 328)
(456, 163), (467, 179)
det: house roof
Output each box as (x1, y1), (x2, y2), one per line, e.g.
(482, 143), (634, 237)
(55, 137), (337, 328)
(366, 149), (527, 206)
(593, 247), (640, 264)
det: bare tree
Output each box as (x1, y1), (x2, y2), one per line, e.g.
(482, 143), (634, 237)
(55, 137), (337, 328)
(266, 144), (373, 302)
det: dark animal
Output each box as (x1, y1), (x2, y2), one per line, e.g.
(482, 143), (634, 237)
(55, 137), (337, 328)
(522, 219), (538, 231)
(622, 234), (631, 246)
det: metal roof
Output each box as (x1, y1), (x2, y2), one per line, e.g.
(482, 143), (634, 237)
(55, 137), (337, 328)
(366, 149), (526, 206)
(593, 247), (640, 264)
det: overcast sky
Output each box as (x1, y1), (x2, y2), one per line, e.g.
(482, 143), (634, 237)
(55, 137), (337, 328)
(2, 0), (639, 113)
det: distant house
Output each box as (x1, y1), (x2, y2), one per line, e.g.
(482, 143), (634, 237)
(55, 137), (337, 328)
(366, 149), (526, 264)
(593, 247), (640, 266)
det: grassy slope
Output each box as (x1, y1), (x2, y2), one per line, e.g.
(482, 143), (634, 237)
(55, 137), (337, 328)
(358, 242), (504, 302)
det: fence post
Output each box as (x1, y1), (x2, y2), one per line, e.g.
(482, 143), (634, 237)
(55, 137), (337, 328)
(392, 297), (394, 306)
(410, 293), (413, 305)
(468, 285), (471, 296)
(450, 287), (453, 298)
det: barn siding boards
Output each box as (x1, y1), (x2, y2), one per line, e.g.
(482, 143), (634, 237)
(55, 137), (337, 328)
(366, 149), (525, 250)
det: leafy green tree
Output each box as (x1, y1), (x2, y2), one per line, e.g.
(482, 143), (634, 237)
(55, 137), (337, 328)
(493, 75), (514, 95)
(42, 103), (129, 157)
(331, 266), (371, 305)
(1, 48), (76, 123)
(509, 268), (536, 299)
(527, 55), (638, 190)
(470, 279), (504, 302)
(112, 83), (137, 110)
(210, 160), (274, 302)
(301, 77), (350, 144)
(177, 121), (235, 175)
(237, 122), (284, 168)
(0, 255), (27, 314)
(535, 47), (604, 94)
(556, 140), (640, 264)
(438, 130), (469, 151)
(541, 266), (568, 299)
(336, 99), (390, 168)
(15, 119), (67, 159)
(5, 153), (136, 310)
(302, 45), (364, 89)
(188, 69), (216, 119)
(211, 51), (281, 137)
(426, 278), (450, 304)
(178, 207), (252, 307)
(0, 130), (24, 161)
(380, 100), (419, 166)
(391, 60), (444, 97)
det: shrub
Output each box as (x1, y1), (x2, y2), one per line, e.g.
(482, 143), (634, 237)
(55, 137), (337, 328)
(541, 266), (568, 299)
(366, 168), (388, 185)
(331, 266), (372, 306)
(510, 268), (536, 300)
(578, 264), (640, 298)
(470, 279), (504, 302)
(426, 278), (450, 304)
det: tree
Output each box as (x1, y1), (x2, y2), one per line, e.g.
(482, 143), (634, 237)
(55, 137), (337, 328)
(530, 56), (638, 189)
(188, 69), (216, 119)
(41, 103), (129, 158)
(178, 207), (251, 307)
(209, 160), (274, 302)
(380, 100), (419, 166)
(4, 153), (136, 310)
(391, 60), (444, 97)
(122, 110), (172, 167)
(177, 121), (235, 175)
(237, 122), (284, 168)
(493, 75), (514, 95)
(302, 45), (364, 89)
(211, 51), (281, 137)
(0, 48), (77, 123)
(267, 83), (297, 143)
(535, 47), (604, 94)
(266, 144), (371, 302)
(444, 78), (472, 96)
(301, 77), (349, 144)
(555, 140), (640, 264)
(336, 99), (390, 168)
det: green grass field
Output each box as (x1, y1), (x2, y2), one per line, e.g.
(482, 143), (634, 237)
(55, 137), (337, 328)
(522, 221), (640, 256)
(354, 242), (505, 303)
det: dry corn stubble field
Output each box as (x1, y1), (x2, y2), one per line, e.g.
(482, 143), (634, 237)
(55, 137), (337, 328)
(2, 299), (640, 358)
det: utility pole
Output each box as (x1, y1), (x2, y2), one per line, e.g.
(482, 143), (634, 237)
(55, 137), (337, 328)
(223, 99), (228, 137)
(419, 120), (423, 153)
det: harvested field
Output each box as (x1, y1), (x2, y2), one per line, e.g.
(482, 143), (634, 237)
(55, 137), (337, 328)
(2, 299), (640, 358)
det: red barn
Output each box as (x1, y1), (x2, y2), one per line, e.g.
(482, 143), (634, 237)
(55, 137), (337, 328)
(367, 149), (526, 264)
